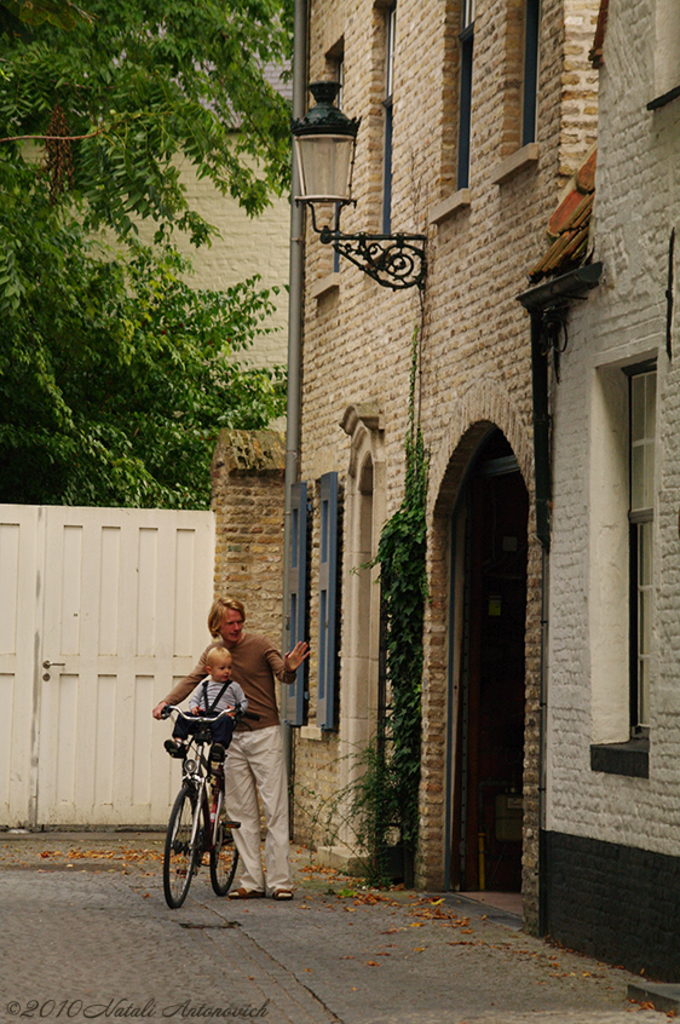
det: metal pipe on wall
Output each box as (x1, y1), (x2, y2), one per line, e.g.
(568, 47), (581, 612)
(282, 0), (308, 774)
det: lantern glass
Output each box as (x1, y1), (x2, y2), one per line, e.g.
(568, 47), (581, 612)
(294, 133), (356, 204)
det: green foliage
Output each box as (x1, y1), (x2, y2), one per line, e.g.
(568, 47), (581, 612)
(363, 323), (429, 881)
(0, 0), (293, 232)
(0, 173), (285, 508)
(300, 326), (429, 887)
(0, 0), (291, 508)
(292, 743), (399, 888)
(1, 1), (94, 34)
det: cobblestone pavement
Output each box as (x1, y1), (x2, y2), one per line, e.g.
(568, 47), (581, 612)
(0, 830), (667, 1024)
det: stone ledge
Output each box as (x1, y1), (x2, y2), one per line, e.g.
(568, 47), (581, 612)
(316, 843), (366, 876)
(211, 429), (285, 477)
(429, 188), (471, 225)
(628, 982), (680, 1014)
(310, 271), (341, 300)
(491, 142), (540, 185)
(590, 738), (649, 778)
(299, 724), (324, 742)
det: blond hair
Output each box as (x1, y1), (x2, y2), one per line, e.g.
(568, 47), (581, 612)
(207, 596), (246, 637)
(206, 646), (232, 668)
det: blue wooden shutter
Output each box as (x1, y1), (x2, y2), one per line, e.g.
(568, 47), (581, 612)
(281, 481), (308, 727)
(317, 472), (339, 730)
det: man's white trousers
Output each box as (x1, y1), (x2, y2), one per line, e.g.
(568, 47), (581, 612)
(224, 725), (291, 893)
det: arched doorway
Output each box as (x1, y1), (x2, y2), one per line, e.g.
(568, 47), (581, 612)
(449, 429), (528, 892)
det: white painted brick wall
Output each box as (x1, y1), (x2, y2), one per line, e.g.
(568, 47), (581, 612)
(548, 0), (680, 854)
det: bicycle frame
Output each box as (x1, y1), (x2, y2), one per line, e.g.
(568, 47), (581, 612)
(161, 706), (240, 909)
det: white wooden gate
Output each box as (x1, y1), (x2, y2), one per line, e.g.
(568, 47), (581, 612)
(0, 504), (215, 827)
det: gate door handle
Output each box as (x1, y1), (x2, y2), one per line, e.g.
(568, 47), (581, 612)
(43, 660), (65, 669)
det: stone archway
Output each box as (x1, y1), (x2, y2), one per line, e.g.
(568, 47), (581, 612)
(418, 384), (542, 930)
(448, 429), (528, 893)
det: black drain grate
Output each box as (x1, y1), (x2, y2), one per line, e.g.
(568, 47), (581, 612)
(178, 921), (241, 929)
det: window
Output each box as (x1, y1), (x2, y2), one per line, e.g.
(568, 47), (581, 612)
(589, 362), (651, 777)
(457, 0), (474, 190)
(629, 368), (656, 733)
(489, 0), (541, 186)
(332, 51), (344, 272)
(521, 0), (540, 146)
(382, 3), (396, 233)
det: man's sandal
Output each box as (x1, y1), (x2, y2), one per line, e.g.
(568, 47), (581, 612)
(272, 888), (294, 901)
(228, 887), (265, 900)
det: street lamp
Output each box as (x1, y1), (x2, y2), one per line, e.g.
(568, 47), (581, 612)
(291, 81), (427, 291)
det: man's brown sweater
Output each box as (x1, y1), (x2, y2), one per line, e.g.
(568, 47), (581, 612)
(163, 633), (295, 731)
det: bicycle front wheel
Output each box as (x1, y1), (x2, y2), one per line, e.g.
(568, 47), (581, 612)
(164, 785), (198, 909)
(210, 819), (239, 896)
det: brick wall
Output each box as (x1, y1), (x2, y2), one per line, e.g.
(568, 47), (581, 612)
(210, 429), (286, 640)
(547, 0), (680, 869)
(295, 0), (600, 929)
(544, 831), (680, 982)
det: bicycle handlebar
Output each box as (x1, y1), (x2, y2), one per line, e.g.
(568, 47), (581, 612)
(161, 704), (260, 724)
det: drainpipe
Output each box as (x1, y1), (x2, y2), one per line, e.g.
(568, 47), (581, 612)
(530, 310), (551, 552)
(282, 0), (308, 776)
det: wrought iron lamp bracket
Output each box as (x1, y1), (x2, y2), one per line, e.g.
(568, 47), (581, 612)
(304, 202), (427, 292)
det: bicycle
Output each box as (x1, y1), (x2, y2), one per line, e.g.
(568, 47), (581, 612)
(160, 705), (242, 909)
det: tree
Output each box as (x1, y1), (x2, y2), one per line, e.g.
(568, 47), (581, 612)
(0, 1), (94, 36)
(0, 0), (292, 508)
(0, 0), (293, 232)
(0, 176), (286, 507)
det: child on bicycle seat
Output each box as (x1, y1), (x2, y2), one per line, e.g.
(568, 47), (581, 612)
(164, 648), (247, 766)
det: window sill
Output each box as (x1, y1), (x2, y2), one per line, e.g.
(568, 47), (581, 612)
(590, 737), (649, 778)
(310, 272), (341, 300)
(491, 142), (540, 185)
(299, 725), (325, 742)
(429, 188), (471, 226)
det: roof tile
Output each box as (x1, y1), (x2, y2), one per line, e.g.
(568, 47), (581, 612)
(529, 150), (596, 282)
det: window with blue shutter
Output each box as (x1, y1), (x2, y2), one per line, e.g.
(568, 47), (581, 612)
(281, 481), (308, 727)
(317, 472), (339, 730)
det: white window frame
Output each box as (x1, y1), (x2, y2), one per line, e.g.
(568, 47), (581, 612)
(628, 367), (656, 734)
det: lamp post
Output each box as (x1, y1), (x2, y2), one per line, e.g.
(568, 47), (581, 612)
(291, 81), (427, 291)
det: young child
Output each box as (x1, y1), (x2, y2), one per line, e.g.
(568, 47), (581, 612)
(164, 647), (247, 766)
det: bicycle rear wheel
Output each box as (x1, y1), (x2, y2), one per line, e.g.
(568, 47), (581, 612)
(210, 819), (239, 896)
(164, 785), (198, 909)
